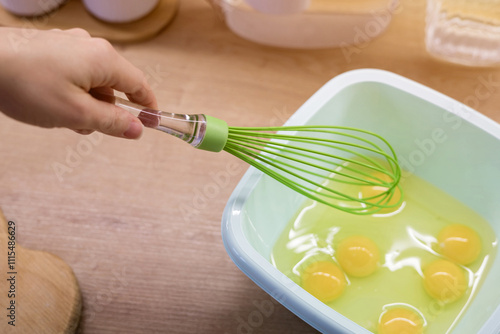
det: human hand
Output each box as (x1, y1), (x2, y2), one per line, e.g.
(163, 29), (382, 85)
(0, 27), (157, 139)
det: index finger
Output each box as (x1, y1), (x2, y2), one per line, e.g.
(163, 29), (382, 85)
(88, 40), (158, 109)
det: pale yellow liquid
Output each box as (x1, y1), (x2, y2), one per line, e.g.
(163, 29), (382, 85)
(308, 0), (393, 13)
(271, 172), (497, 333)
(441, 0), (500, 25)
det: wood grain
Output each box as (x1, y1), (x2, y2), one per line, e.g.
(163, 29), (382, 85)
(0, 210), (81, 333)
(0, 0), (499, 333)
(0, 0), (178, 43)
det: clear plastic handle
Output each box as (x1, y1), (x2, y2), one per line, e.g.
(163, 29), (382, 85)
(105, 94), (207, 148)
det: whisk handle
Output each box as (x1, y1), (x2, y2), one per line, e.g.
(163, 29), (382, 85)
(109, 94), (228, 152)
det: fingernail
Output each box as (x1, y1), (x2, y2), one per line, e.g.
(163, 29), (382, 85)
(123, 120), (143, 139)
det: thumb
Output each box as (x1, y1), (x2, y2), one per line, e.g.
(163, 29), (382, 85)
(80, 94), (144, 139)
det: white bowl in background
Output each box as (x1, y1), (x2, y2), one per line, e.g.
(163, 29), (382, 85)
(83, 0), (159, 24)
(244, 0), (310, 15)
(220, 0), (398, 49)
(0, 0), (66, 16)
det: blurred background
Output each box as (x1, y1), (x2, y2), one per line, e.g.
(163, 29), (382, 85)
(0, 0), (499, 333)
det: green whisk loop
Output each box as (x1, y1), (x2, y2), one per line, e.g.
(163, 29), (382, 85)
(111, 95), (402, 215)
(223, 126), (402, 215)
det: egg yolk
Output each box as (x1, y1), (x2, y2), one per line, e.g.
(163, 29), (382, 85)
(361, 171), (402, 213)
(437, 224), (481, 265)
(378, 307), (424, 334)
(423, 259), (467, 303)
(336, 236), (380, 277)
(301, 261), (346, 303)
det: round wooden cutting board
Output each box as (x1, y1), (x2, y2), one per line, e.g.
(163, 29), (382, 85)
(0, 209), (82, 333)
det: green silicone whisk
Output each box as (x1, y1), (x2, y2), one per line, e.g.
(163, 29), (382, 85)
(110, 95), (401, 215)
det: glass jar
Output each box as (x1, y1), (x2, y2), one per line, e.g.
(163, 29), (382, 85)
(425, 0), (500, 66)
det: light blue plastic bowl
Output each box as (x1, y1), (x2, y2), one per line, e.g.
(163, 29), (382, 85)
(221, 69), (500, 334)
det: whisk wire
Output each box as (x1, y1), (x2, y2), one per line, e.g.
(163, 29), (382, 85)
(227, 144), (397, 214)
(228, 127), (399, 178)
(225, 125), (402, 215)
(228, 142), (397, 205)
(227, 130), (400, 188)
(225, 141), (366, 202)
(224, 144), (374, 213)
(227, 137), (388, 188)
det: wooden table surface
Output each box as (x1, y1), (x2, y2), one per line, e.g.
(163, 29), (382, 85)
(1, 0), (500, 333)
